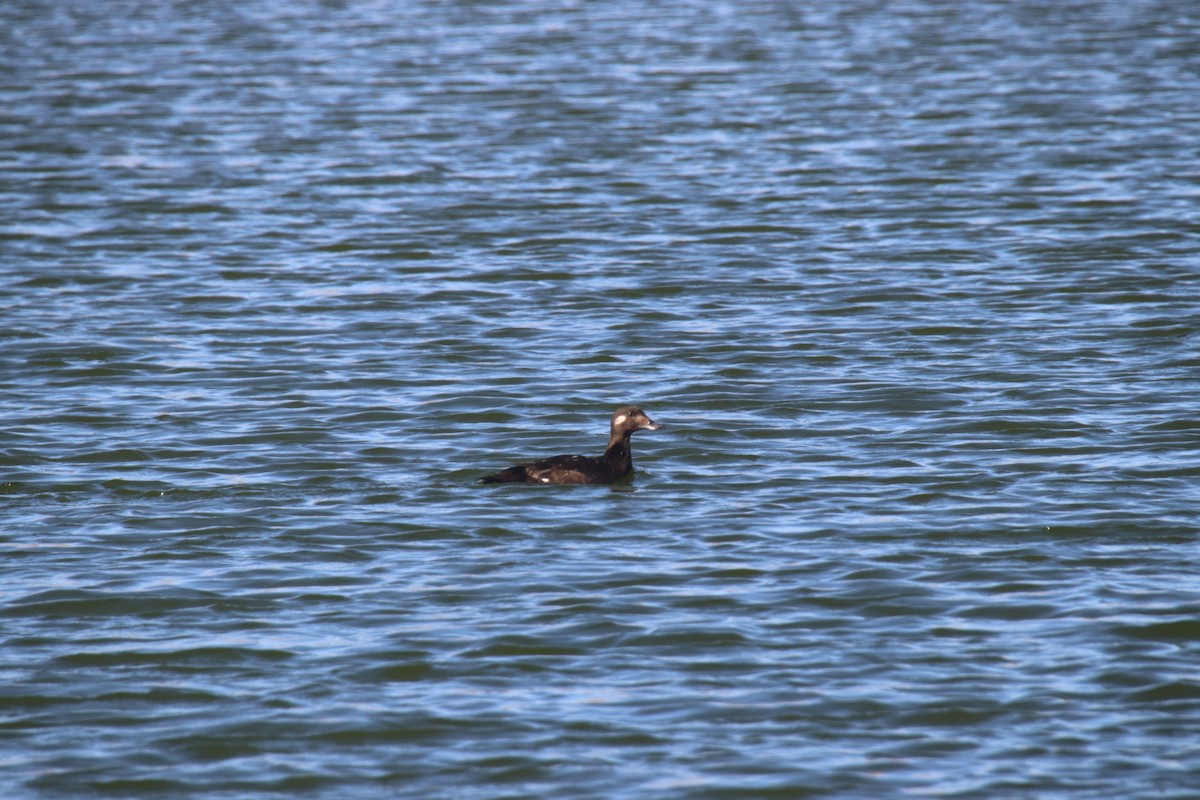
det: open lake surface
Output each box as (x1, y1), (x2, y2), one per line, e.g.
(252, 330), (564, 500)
(3, 1), (1200, 797)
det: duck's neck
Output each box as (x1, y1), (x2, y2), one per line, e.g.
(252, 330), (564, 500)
(603, 431), (633, 474)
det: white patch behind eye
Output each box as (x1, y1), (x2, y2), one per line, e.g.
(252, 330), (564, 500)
(614, 415), (628, 425)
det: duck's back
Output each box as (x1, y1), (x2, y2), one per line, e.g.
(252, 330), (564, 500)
(480, 454), (626, 485)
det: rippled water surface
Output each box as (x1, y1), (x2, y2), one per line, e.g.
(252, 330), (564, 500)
(3, 1), (1200, 797)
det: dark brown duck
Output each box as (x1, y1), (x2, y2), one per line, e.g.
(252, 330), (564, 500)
(479, 406), (663, 485)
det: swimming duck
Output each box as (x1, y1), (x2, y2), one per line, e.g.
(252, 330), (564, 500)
(479, 406), (663, 485)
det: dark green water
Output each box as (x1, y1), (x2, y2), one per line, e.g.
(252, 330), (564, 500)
(3, 1), (1199, 797)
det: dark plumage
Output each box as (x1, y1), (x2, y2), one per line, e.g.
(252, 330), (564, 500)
(479, 406), (663, 485)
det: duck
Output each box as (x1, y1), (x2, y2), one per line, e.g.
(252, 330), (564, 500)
(479, 406), (663, 485)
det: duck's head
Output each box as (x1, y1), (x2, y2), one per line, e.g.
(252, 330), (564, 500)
(611, 406), (663, 434)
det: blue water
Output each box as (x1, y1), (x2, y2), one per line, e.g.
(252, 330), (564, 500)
(3, 1), (1199, 797)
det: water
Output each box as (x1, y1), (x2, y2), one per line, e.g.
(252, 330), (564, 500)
(3, 1), (1200, 797)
